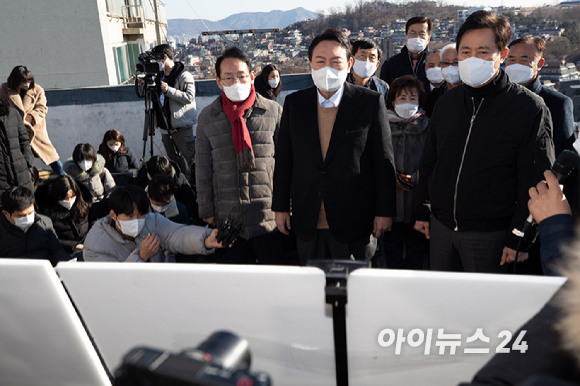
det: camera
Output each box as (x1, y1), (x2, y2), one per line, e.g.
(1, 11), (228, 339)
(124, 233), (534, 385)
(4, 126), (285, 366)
(216, 214), (242, 247)
(114, 331), (271, 386)
(136, 49), (165, 77)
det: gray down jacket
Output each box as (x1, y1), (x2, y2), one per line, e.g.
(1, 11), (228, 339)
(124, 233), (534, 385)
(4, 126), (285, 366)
(83, 213), (214, 262)
(64, 154), (115, 203)
(195, 93), (282, 240)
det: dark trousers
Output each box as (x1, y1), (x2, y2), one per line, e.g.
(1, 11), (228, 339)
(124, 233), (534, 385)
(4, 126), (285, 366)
(430, 215), (509, 273)
(225, 231), (285, 265)
(296, 229), (376, 265)
(383, 222), (428, 270)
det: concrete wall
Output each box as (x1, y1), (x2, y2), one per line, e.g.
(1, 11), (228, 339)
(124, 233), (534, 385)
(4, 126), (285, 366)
(0, 0), (109, 89)
(39, 74), (314, 170)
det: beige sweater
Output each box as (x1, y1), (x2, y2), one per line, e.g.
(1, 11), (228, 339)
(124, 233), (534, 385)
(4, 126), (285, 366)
(316, 103), (339, 229)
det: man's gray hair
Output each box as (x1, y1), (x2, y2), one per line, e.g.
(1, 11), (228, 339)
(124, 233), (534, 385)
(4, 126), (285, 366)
(440, 43), (457, 61)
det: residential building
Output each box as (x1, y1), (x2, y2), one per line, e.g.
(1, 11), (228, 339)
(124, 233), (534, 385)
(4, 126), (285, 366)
(0, 0), (167, 89)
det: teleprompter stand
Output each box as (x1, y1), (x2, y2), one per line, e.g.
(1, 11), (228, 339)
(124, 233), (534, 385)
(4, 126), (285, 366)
(308, 260), (370, 386)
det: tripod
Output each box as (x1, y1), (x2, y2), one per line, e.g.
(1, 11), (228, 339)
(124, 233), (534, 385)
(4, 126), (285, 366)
(137, 76), (185, 169)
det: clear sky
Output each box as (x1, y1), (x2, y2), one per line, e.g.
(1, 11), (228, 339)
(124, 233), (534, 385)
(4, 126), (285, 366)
(163, 0), (560, 22)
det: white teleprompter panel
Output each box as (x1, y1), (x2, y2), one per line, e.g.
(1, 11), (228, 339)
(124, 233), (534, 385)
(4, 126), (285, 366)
(56, 263), (336, 386)
(0, 259), (111, 386)
(347, 269), (566, 386)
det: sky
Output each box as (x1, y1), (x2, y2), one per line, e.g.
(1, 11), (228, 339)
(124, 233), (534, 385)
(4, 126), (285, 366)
(162, 0), (561, 22)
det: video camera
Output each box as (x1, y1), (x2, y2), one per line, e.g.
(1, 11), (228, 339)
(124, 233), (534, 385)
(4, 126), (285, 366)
(136, 49), (165, 78)
(114, 331), (271, 386)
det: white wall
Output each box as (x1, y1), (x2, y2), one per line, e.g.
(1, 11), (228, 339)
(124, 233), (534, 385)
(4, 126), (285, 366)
(39, 90), (294, 170)
(0, 0), (110, 89)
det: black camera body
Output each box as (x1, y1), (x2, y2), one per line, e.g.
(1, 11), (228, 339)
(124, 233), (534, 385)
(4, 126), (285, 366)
(136, 50), (165, 77)
(216, 215), (242, 247)
(115, 332), (271, 386)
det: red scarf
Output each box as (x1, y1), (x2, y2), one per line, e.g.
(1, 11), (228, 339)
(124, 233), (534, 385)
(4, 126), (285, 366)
(221, 85), (256, 169)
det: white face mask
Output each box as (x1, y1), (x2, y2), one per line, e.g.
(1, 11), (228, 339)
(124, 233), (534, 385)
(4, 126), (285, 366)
(426, 67), (444, 84)
(156, 61), (165, 72)
(79, 160), (93, 172)
(311, 66), (349, 93)
(458, 56), (499, 88)
(352, 59), (378, 79)
(505, 63), (535, 85)
(11, 212), (35, 231)
(21, 82), (31, 90)
(151, 196), (173, 213)
(442, 65), (461, 85)
(222, 82), (252, 102)
(116, 217), (146, 238)
(58, 197), (76, 211)
(267, 78), (280, 89)
(407, 38), (427, 54)
(108, 144), (121, 152)
(395, 103), (419, 119)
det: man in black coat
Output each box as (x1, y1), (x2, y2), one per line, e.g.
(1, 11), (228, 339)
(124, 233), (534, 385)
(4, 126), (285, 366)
(0, 186), (70, 266)
(273, 29), (396, 263)
(413, 11), (555, 273)
(379, 16), (432, 93)
(506, 36), (575, 157)
(347, 38), (390, 102)
(0, 101), (34, 196)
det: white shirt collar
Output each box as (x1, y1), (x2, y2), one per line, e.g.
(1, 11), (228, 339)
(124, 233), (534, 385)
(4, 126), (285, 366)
(317, 83), (345, 108)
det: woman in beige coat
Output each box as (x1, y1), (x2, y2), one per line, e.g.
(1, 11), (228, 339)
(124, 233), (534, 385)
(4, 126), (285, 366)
(0, 66), (64, 175)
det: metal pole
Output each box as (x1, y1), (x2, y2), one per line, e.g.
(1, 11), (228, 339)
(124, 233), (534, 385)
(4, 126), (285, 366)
(152, 0), (162, 45)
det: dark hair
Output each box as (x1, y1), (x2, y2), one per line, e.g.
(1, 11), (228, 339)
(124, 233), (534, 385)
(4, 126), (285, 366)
(1, 186), (34, 214)
(152, 44), (175, 60)
(7, 65), (35, 92)
(406, 16), (433, 35)
(456, 11), (511, 52)
(146, 156), (173, 177)
(508, 36), (546, 57)
(72, 143), (97, 164)
(308, 28), (352, 62)
(148, 175), (177, 203)
(386, 75), (427, 110)
(351, 38), (382, 60)
(49, 175), (90, 221)
(215, 47), (252, 78)
(258, 64), (282, 97)
(108, 185), (150, 216)
(100, 129), (126, 160)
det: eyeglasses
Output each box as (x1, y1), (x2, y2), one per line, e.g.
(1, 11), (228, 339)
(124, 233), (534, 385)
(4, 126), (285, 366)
(407, 31), (428, 38)
(220, 74), (250, 86)
(441, 61), (459, 67)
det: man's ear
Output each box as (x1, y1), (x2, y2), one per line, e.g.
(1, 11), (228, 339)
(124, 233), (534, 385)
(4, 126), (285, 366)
(109, 210), (116, 221)
(1, 210), (9, 218)
(537, 58), (545, 71)
(499, 47), (509, 63)
(215, 76), (223, 91)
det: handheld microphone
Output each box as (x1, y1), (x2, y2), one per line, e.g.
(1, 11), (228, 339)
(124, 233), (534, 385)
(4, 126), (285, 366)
(517, 149), (579, 236)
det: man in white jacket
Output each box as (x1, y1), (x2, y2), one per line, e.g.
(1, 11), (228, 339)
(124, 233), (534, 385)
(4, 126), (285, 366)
(84, 185), (222, 262)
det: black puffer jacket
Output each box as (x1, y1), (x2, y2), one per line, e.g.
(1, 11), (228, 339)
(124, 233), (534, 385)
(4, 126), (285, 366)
(40, 203), (90, 254)
(415, 70), (555, 250)
(0, 212), (70, 266)
(0, 103), (34, 196)
(98, 144), (140, 173)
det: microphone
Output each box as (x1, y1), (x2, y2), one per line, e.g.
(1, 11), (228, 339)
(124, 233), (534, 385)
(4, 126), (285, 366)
(517, 149), (579, 236)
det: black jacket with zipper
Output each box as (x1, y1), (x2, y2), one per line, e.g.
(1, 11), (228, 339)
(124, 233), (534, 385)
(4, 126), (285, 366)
(415, 69), (555, 250)
(379, 45), (431, 94)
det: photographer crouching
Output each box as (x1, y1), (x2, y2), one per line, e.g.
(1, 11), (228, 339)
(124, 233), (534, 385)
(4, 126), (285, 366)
(150, 44), (197, 180)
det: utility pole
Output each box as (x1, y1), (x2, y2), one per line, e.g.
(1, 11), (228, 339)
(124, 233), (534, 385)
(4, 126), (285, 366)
(152, 0), (162, 45)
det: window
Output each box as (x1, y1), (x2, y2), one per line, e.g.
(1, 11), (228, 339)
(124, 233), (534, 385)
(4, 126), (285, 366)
(113, 46), (129, 84)
(127, 43), (141, 76)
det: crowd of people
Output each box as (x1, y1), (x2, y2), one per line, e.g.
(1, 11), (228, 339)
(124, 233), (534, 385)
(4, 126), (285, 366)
(0, 11), (577, 278)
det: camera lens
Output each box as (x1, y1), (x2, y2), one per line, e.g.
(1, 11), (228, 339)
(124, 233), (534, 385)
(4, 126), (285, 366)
(196, 331), (251, 371)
